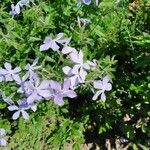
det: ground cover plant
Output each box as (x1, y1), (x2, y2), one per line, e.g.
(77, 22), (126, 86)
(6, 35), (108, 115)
(0, 0), (150, 149)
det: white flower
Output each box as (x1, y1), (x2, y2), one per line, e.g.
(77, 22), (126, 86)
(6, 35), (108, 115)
(92, 76), (112, 101)
(0, 62), (21, 83)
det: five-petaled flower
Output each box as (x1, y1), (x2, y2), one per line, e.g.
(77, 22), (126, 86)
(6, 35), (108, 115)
(40, 33), (70, 51)
(62, 50), (90, 87)
(25, 58), (41, 78)
(50, 79), (77, 106)
(8, 99), (37, 120)
(24, 74), (52, 104)
(92, 76), (112, 101)
(0, 62), (21, 82)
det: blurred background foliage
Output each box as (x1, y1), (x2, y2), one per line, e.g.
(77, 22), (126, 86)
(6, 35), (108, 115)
(0, 0), (150, 149)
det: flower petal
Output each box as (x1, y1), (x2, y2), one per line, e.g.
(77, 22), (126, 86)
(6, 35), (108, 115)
(30, 105), (37, 112)
(8, 105), (19, 111)
(4, 62), (12, 70)
(70, 53), (80, 64)
(56, 33), (64, 40)
(101, 92), (106, 102)
(0, 128), (6, 136)
(32, 58), (39, 67)
(38, 80), (50, 89)
(44, 37), (51, 43)
(54, 94), (64, 106)
(63, 90), (77, 98)
(92, 90), (102, 100)
(12, 74), (21, 83)
(61, 46), (75, 54)
(83, 63), (90, 70)
(82, 0), (92, 5)
(0, 69), (8, 75)
(93, 80), (103, 89)
(21, 110), (29, 120)
(13, 67), (21, 73)
(50, 80), (61, 91)
(0, 139), (7, 147)
(40, 43), (51, 51)
(71, 65), (80, 74)
(69, 75), (79, 89)
(27, 92), (38, 104)
(63, 79), (71, 90)
(51, 41), (59, 51)
(5, 74), (13, 82)
(15, 3), (20, 14)
(79, 68), (87, 82)
(105, 83), (112, 91)
(12, 111), (20, 120)
(38, 90), (52, 99)
(62, 66), (72, 75)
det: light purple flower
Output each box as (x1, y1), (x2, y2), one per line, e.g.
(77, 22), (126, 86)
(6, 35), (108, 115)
(77, 0), (99, 6)
(0, 128), (7, 147)
(50, 79), (77, 106)
(77, 16), (91, 28)
(0, 62), (21, 82)
(40, 33), (70, 51)
(24, 74), (52, 104)
(63, 66), (83, 89)
(8, 99), (37, 120)
(10, 0), (33, 17)
(62, 50), (90, 86)
(25, 58), (41, 78)
(10, 3), (20, 17)
(92, 76), (112, 101)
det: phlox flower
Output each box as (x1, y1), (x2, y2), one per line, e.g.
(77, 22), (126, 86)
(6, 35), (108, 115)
(77, 16), (91, 28)
(24, 74), (52, 104)
(50, 79), (77, 106)
(25, 58), (41, 77)
(63, 66), (83, 89)
(0, 128), (7, 147)
(10, 3), (20, 17)
(77, 0), (99, 6)
(63, 50), (96, 89)
(70, 50), (90, 80)
(10, 0), (32, 17)
(40, 33), (70, 51)
(8, 99), (37, 120)
(0, 62), (21, 82)
(92, 76), (112, 101)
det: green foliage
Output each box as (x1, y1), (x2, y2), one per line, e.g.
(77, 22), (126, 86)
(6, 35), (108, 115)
(0, 0), (150, 149)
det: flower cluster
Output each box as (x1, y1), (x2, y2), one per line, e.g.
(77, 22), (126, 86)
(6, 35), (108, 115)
(0, 32), (112, 121)
(40, 33), (112, 97)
